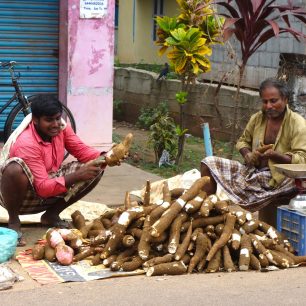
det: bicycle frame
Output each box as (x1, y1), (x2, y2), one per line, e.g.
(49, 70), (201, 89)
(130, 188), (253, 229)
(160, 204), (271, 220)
(0, 91), (19, 115)
(0, 61), (76, 147)
(0, 61), (30, 117)
(11, 75), (30, 115)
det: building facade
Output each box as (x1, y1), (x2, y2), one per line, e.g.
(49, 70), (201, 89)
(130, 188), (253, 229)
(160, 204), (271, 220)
(0, 0), (114, 149)
(117, 0), (178, 64)
(117, 0), (306, 89)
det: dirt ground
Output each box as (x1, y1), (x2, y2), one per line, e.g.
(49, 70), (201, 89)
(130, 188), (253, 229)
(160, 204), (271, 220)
(113, 120), (156, 163)
(112, 120), (206, 178)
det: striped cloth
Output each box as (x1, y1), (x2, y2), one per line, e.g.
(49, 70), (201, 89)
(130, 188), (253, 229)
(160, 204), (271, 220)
(202, 156), (296, 212)
(0, 157), (103, 214)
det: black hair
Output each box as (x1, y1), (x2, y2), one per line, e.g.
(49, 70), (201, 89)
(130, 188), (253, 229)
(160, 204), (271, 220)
(259, 78), (290, 100)
(30, 94), (63, 118)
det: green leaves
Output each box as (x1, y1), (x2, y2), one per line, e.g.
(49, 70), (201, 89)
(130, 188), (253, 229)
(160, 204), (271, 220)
(166, 27), (213, 74)
(155, 0), (222, 79)
(175, 125), (189, 137)
(137, 102), (169, 130)
(175, 91), (188, 104)
(156, 16), (181, 33)
(148, 113), (178, 163)
(177, 0), (214, 26)
(201, 15), (225, 44)
(155, 16), (184, 56)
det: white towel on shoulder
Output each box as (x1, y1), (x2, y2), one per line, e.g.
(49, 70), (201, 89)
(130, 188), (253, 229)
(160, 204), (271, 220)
(0, 114), (67, 165)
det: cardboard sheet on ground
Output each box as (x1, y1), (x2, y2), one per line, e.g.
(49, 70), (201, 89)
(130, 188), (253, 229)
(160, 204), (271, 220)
(0, 200), (114, 224)
(16, 251), (144, 285)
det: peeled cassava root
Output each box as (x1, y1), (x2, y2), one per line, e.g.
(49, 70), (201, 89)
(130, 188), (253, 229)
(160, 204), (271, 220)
(32, 176), (304, 275)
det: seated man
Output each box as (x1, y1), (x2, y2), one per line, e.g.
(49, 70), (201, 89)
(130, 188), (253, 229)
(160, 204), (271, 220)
(201, 78), (306, 225)
(0, 95), (123, 246)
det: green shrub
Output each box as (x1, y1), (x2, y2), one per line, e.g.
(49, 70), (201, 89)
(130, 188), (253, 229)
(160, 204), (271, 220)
(113, 99), (124, 118)
(137, 102), (168, 130)
(148, 113), (177, 164)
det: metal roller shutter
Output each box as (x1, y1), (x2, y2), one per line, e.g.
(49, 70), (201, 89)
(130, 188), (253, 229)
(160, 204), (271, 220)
(0, 0), (59, 130)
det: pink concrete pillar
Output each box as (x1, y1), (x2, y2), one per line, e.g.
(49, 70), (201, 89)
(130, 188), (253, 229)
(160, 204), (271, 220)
(59, 0), (114, 150)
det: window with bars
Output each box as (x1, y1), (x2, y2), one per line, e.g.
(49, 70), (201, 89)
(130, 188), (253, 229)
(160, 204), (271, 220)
(152, 0), (164, 41)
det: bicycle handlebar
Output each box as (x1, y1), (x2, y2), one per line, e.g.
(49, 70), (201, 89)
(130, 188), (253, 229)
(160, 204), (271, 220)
(0, 61), (17, 69)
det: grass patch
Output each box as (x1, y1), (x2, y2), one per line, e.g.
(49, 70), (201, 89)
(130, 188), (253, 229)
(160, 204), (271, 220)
(213, 139), (243, 163)
(113, 130), (242, 178)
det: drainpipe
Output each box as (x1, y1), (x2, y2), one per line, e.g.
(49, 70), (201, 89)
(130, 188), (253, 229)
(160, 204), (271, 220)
(132, 0), (136, 42)
(201, 123), (213, 157)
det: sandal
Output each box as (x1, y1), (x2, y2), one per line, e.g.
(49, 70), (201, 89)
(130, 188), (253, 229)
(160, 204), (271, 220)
(16, 231), (27, 247)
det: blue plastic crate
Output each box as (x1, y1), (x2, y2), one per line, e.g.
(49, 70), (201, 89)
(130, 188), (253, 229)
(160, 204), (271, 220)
(277, 205), (306, 255)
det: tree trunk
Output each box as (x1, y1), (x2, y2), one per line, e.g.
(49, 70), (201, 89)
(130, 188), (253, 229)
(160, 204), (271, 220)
(175, 79), (190, 166)
(175, 134), (186, 165)
(175, 103), (185, 165)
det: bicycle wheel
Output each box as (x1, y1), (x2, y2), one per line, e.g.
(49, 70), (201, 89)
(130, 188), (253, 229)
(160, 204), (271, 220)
(4, 100), (76, 159)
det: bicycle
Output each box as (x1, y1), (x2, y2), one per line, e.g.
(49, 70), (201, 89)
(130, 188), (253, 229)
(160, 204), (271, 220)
(0, 61), (76, 149)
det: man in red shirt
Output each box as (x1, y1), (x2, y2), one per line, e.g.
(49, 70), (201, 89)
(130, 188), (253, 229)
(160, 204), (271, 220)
(0, 95), (122, 246)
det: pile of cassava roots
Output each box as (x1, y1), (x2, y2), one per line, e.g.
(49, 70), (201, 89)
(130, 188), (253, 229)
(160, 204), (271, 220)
(32, 176), (306, 276)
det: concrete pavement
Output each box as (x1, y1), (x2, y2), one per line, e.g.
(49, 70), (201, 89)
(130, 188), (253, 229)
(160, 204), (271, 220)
(2, 268), (306, 306)
(81, 162), (162, 206)
(1, 163), (306, 305)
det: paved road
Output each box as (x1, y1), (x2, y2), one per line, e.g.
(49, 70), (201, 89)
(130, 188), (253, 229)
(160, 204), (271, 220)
(1, 268), (306, 305)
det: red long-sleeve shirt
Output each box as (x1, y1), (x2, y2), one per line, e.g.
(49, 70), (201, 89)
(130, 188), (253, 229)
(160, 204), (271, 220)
(9, 122), (102, 198)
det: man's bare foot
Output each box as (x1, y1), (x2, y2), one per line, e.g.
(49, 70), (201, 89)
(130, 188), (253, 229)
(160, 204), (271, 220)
(40, 213), (71, 229)
(16, 232), (26, 247)
(8, 222), (26, 247)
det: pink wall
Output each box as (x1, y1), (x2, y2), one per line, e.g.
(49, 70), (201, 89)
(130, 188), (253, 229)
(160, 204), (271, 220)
(59, 0), (114, 150)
